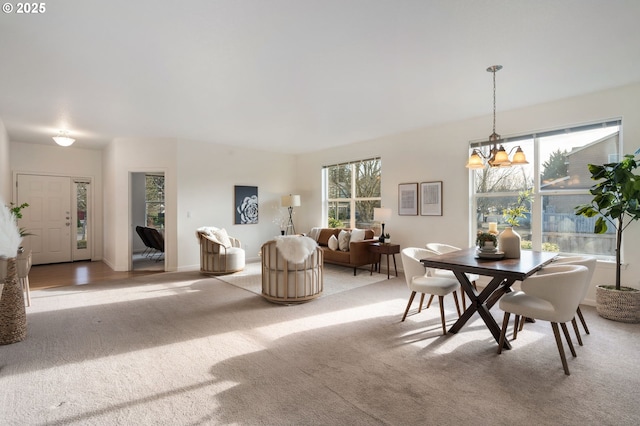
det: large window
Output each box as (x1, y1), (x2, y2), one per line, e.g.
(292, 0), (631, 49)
(471, 120), (621, 260)
(324, 158), (381, 230)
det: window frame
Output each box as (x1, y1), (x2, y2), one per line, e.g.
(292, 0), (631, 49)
(323, 157), (381, 229)
(469, 119), (621, 260)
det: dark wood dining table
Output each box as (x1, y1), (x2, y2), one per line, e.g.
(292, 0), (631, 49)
(421, 248), (557, 349)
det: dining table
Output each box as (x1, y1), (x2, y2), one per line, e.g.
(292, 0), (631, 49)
(421, 247), (557, 349)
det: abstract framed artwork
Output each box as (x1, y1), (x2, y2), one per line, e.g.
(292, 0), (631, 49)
(420, 181), (443, 216)
(234, 185), (258, 224)
(398, 183), (418, 216)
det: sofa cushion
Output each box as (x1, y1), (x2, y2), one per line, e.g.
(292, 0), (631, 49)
(317, 228), (340, 247)
(328, 234), (339, 251)
(350, 228), (366, 242)
(338, 230), (351, 251)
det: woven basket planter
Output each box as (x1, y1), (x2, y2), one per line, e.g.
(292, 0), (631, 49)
(0, 257), (27, 345)
(596, 285), (640, 324)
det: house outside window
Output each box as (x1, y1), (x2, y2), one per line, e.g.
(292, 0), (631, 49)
(324, 158), (381, 231)
(470, 120), (621, 260)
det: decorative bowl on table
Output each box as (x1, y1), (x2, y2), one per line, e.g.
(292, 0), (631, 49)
(476, 249), (505, 259)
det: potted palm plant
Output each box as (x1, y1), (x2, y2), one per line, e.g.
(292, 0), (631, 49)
(575, 151), (640, 323)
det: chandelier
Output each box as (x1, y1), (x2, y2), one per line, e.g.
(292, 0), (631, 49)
(466, 65), (528, 169)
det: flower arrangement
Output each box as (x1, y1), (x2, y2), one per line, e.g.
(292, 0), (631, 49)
(476, 231), (497, 248)
(272, 207), (289, 234)
(502, 190), (533, 227)
(8, 202), (31, 237)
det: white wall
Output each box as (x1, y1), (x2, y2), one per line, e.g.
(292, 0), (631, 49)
(102, 137), (297, 272)
(9, 141), (104, 260)
(175, 139), (296, 270)
(0, 119), (10, 201)
(102, 138), (177, 271)
(295, 83), (640, 305)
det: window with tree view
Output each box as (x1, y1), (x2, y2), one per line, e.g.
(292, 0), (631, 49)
(324, 158), (381, 231)
(146, 174), (165, 228)
(471, 120), (621, 260)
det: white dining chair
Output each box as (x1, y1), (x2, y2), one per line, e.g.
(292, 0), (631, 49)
(425, 243), (480, 311)
(515, 256), (596, 346)
(400, 247), (461, 335)
(497, 264), (589, 375)
(17, 249), (32, 307)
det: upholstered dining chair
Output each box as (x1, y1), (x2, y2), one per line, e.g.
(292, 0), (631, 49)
(400, 247), (461, 335)
(497, 264), (589, 375)
(425, 243), (479, 311)
(17, 249), (32, 307)
(514, 256), (596, 346)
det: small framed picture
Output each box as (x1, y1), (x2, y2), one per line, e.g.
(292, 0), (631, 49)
(398, 183), (418, 216)
(420, 181), (443, 216)
(234, 185), (258, 224)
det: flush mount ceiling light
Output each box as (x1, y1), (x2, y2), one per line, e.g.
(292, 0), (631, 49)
(53, 130), (75, 147)
(466, 65), (529, 169)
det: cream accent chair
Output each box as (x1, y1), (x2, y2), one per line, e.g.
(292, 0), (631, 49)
(514, 256), (596, 346)
(498, 264), (589, 375)
(425, 243), (479, 311)
(197, 227), (245, 275)
(401, 247), (461, 335)
(261, 237), (323, 304)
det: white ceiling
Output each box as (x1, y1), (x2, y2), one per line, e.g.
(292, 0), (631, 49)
(1, 0), (639, 153)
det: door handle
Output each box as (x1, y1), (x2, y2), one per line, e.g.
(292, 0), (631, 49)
(66, 222), (71, 226)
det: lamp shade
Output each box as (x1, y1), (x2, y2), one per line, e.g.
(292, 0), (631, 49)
(465, 150), (485, 169)
(511, 147), (529, 165)
(373, 207), (392, 222)
(281, 194), (301, 207)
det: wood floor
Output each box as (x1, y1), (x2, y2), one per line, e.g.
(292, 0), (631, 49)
(28, 258), (164, 290)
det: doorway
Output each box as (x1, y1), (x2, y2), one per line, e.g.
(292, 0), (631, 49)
(131, 172), (165, 271)
(17, 174), (92, 265)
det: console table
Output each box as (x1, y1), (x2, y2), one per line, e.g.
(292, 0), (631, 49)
(369, 243), (400, 279)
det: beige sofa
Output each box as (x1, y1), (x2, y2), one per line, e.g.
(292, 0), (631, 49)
(312, 228), (379, 275)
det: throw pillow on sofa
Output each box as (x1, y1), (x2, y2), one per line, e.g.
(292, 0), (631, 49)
(328, 234), (339, 251)
(338, 230), (351, 251)
(350, 228), (366, 242)
(212, 228), (232, 248)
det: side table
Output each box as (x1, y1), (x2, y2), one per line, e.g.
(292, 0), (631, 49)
(369, 243), (400, 279)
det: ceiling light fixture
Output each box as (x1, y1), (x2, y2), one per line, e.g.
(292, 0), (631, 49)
(466, 65), (528, 169)
(53, 130), (75, 147)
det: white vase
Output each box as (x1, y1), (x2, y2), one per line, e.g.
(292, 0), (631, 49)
(498, 227), (521, 258)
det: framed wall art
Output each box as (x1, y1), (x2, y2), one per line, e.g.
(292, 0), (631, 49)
(420, 181), (443, 216)
(234, 185), (258, 224)
(398, 183), (418, 216)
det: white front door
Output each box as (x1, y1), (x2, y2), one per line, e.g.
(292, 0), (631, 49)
(17, 174), (72, 265)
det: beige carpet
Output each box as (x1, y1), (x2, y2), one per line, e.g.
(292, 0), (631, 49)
(215, 261), (386, 297)
(1, 270), (639, 425)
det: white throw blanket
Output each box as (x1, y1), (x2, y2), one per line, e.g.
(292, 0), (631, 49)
(275, 236), (318, 263)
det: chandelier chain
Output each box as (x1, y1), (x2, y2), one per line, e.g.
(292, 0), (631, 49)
(492, 69), (497, 134)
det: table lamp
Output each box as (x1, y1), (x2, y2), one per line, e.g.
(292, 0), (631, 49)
(373, 207), (392, 242)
